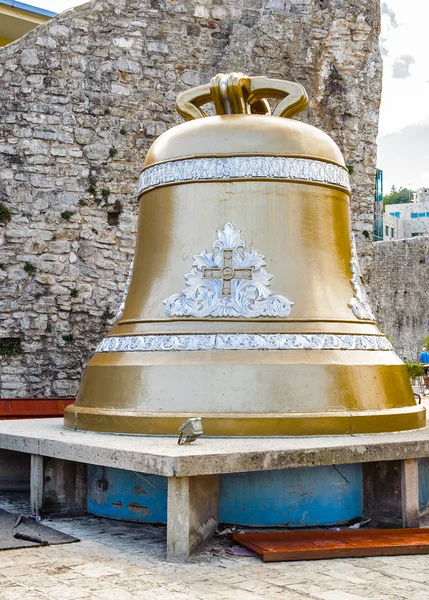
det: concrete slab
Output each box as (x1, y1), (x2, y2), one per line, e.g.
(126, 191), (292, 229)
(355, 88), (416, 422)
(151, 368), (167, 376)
(1, 419), (428, 558)
(1, 418), (429, 477)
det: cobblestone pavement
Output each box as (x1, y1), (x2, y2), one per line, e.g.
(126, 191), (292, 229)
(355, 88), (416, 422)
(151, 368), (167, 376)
(1, 494), (429, 600)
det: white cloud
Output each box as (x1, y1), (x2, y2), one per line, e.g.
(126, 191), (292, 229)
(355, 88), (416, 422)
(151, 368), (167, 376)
(392, 54), (415, 79)
(379, 1), (429, 137)
(378, 1), (429, 190)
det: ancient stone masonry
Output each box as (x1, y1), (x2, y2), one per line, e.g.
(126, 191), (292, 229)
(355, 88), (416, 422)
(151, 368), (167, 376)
(371, 238), (429, 362)
(0, 0), (381, 396)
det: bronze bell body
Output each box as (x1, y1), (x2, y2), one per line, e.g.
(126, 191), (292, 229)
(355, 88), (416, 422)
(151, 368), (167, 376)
(64, 73), (425, 435)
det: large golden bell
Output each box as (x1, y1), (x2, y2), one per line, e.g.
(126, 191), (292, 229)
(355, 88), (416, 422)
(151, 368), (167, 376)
(64, 73), (425, 435)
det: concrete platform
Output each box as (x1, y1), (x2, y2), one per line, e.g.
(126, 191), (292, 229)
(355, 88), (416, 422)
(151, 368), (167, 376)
(1, 418), (429, 558)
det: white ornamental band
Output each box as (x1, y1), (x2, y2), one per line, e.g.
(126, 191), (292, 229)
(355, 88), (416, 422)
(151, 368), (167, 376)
(96, 334), (393, 353)
(138, 156), (350, 195)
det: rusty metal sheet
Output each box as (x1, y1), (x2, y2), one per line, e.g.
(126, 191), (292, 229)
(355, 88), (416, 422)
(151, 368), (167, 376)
(0, 398), (75, 419)
(233, 529), (429, 562)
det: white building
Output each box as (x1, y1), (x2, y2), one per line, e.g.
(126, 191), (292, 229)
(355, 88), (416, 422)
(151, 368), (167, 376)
(383, 188), (429, 240)
(412, 188), (429, 203)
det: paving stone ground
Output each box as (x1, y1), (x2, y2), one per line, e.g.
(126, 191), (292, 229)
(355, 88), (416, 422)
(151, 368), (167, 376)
(1, 493), (429, 600)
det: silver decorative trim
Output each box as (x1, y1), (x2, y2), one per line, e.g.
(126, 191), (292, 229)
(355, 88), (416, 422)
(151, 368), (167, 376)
(348, 234), (375, 321)
(163, 222), (293, 318)
(138, 156), (350, 194)
(114, 257), (134, 322)
(96, 334), (393, 353)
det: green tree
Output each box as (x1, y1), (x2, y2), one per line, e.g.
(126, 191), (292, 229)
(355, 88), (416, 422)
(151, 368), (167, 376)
(383, 186), (413, 210)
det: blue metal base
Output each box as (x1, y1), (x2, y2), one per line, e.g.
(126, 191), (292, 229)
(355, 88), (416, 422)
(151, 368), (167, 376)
(419, 458), (429, 511)
(219, 465), (362, 527)
(87, 463), (363, 527)
(88, 466), (168, 523)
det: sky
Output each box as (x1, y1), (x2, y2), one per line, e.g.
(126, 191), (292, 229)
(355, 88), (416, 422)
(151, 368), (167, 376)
(377, 0), (429, 194)
(29, 0), (429, 194)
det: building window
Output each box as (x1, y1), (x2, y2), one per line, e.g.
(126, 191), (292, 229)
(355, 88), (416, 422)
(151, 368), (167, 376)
(391, 227), (394, 237)
(411, 232), (422, 237)
(419, 213), (426, 217)
(411, 213), (418, 218)
(385, 225), (389, 236)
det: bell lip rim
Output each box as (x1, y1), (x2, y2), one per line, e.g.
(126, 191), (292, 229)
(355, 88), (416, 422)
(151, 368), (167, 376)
(114, 318), (377, 326)
(63, 404), (426, 437)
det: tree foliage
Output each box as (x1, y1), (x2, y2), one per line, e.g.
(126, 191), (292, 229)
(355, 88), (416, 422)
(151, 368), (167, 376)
(383, 186), (413, 209)
(405, 362), (424, 382)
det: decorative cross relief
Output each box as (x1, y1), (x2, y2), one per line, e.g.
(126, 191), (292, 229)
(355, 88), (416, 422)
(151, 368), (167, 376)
(163, 222), (293, 318)
(203, 249), (253, 297)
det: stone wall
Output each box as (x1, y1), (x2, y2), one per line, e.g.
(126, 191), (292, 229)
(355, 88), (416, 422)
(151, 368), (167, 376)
(371, 237), (429, 362)
(0, 0), (382, 397)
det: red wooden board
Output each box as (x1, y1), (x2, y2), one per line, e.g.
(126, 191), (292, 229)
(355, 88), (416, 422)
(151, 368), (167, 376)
(233, 529), (429, 562)
(0, 398), (75, 419)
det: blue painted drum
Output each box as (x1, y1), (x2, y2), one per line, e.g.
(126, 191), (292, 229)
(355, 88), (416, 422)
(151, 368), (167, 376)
(418, 458), (429, 512)
(87, 465), (168, 523)
(87, 464), (364, 528)
(219, 465), (363, 527)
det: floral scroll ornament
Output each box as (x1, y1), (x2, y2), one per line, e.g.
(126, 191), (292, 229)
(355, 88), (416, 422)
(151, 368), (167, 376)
(163, 222), (293, 318)
(348, 234), (375, 321)
(114, 257), (134, 322)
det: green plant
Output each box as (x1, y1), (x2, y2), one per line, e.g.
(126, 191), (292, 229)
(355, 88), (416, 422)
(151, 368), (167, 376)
(101, 308), (115, 324)
(0, 337), (21, 359)
(35, 291), (43, 299)
(23, 261), (36, 274)
(0, 202), (12, 225)
(0, 263), (5, 270)
(87, 185), (97, 196)
(346, 164), (354, 175)
(107, 199), (123, 226)
(61, 210), (74, 221)
(405, 362), (424, 383)
(109, 147), (118, 158)
(101, 188), (110, 199)
(70, 288), (79, 298)
(120, 126), (126, 135)
(104, 107), (111, 115)
(113, 199), (123, 213)
(422, 336), (429, 352)
(362, 230), (371, 240)
(91, 227), (98, 234)
(62, 333), (73, 342)
(78, 198), (88, 206)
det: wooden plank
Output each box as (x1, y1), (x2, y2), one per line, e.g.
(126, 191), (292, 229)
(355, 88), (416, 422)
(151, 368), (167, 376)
(0, 398), (75, 419)
(233, 529), (429, 562)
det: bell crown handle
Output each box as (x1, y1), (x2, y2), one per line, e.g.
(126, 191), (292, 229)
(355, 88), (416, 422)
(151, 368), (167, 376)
(176, 72), (308, 121)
